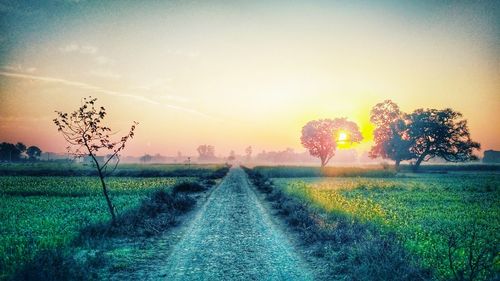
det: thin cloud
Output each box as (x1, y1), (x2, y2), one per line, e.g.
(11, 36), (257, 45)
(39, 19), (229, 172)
(94, 55), (113, 65)
(162, 95), (191, 103)
(165, 49), (200, 59)
(80, 45), (98, 54)
(59, 43), (98, 54)
(2, 64), (37, 73)
(89, 69), (121, 80)
(0, 71), (213, 118)
(59, 44), (114, 66)
(59, 43), (79, 53)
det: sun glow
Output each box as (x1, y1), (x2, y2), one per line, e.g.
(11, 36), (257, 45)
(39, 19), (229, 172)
(336, 130), (353, 149)
(338, 131), (348, 142)
(0, 1), (498, 156)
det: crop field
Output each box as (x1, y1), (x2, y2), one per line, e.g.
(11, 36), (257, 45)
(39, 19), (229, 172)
(252, 164), (499, 178)
(0, 164), (226, 280)
(271, 170), (500, 280)
(0, 163), (226, 177)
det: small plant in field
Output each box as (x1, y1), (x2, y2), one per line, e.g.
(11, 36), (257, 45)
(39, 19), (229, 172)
(437, 220), (498, 281)
(53, 96), (137, 222)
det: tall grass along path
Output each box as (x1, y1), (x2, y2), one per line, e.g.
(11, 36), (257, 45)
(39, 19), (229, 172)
(160, 167), (313, 280)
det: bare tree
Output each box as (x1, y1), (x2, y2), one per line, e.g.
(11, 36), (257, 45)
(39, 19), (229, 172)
(53, 97), (137, 222)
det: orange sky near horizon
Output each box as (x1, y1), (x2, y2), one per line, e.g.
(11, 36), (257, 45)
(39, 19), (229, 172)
(0, 1), (499, 158)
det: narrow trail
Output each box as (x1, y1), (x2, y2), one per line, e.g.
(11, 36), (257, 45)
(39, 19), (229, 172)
(159, 167), (314, 281)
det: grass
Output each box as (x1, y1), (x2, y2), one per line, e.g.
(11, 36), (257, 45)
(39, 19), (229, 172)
(244, 167), (432, 280)
(269, 171), (499, 281)
(253, 165), (397, 178)
(0, 177), (179, 280)
(0, 162), (229, 177)
(0, 164), (229, 280)
(0, 176), (182, 197)
(10, 187), (201, 281)
(76, 188), (198, 241)
(252, 164), (500, 178)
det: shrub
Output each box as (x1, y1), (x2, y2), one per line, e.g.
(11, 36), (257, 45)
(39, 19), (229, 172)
(204, 166), (231, 179)
(77, 188), (196, 241)
(11, 248), (104, 281)
(201, 178), (217, 187)
(172, 181), (206, 193)
(172, 193), (197, 211)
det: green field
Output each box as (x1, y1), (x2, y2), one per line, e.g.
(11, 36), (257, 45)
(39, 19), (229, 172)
(271, 171), (500, 280)
(2, 163), (498, 280)
(0, 163), (226, 280)
(0, 163), (226, 177)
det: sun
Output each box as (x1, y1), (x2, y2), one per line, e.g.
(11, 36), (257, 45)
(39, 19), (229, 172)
(338, 131), (348, 142)
(336, 130), (351, 149)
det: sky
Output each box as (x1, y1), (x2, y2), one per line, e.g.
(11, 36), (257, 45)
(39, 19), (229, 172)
(0, 0), (499, 158)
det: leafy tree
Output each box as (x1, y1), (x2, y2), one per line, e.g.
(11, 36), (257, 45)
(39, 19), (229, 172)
(245, 146), (252, 161)
(228, 150), (236, 161)
(140, 154), (152, 163)
(26, 146), (42, 161)
(16, 142), (27, 156)
(0, 142), (23, 162)
(369, 100), (414, 170)
(301, 118), (362, 167)
(197, 145), (216, 161)
(53, 97), (137, 222)
(408, 108), (480, 171)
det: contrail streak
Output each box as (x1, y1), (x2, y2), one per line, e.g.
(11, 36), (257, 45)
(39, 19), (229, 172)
(0, 71), (213, 118)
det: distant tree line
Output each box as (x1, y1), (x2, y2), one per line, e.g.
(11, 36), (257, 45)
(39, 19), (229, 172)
(255, 148), (315, 164)
(0, 142), (42, 162)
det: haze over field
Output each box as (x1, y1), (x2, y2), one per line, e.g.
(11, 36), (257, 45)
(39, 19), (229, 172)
(0, 0), (499, 157)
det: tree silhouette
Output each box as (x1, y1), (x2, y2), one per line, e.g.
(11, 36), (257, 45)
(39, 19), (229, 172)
(26, 146), (42, 161)
(245, 146), (252, 161)
(53, 96), (137, 222)
(301, 118), (362, 167)
(197, 145), (216, 161)
(408, 108), (480, 171)
(15, 142), (26, 156)
(140, 154), (152, 163)
(0, 142), (24, 162)
(228, 150), (236, 161)
(369, 100), (414, 170)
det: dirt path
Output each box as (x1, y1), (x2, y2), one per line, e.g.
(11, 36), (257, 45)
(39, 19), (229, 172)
(158, 167), (314, 281)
